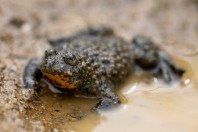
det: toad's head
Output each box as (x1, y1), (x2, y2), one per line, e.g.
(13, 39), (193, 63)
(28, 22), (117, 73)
(40, 49), (81, 89)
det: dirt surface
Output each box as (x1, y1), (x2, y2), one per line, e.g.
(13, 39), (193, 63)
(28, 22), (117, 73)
(0, 0), (198, 132)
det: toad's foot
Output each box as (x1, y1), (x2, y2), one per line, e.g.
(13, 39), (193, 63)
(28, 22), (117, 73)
(96, 97), (120, 110)
(133, 35), (185, 83)
(152, 51), (185, 83)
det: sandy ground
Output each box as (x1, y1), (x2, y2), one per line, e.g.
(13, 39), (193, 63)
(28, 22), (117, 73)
(0, 0), (198, 131)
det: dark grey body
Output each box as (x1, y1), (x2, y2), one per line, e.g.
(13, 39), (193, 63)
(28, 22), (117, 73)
(23, 26), (185, 109)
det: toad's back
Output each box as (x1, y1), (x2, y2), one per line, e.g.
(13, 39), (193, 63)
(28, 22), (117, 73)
(55, 36), (133, 85)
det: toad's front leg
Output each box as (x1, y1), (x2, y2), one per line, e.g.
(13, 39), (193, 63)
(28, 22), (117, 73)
(96, 81), (120, 110)
(23, 58), (43, 89)
(132, 35), (185, 83)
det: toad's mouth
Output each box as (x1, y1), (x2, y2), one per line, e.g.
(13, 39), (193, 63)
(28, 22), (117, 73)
(43, 72), (77, 89)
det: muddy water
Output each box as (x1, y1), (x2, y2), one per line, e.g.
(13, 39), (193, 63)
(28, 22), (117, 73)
(26, 44), (198, 132)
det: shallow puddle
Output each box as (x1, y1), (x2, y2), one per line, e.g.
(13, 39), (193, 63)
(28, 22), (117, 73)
(26, 45), (198, 132)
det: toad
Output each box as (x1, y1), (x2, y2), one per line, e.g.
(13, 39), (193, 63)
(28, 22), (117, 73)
(23, 26), (185, 109)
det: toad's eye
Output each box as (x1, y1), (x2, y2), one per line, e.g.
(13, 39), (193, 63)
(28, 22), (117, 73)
(64, 54), (78, 66)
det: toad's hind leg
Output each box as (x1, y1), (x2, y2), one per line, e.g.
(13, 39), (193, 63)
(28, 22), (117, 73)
(132, 35), (185, 83)
(80, 25), (114, 36)
(48, 25), (114, 47)
(23, 58), (43, 89)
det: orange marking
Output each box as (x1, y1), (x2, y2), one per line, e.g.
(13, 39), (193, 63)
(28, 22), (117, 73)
(44, 73), (77, 89)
